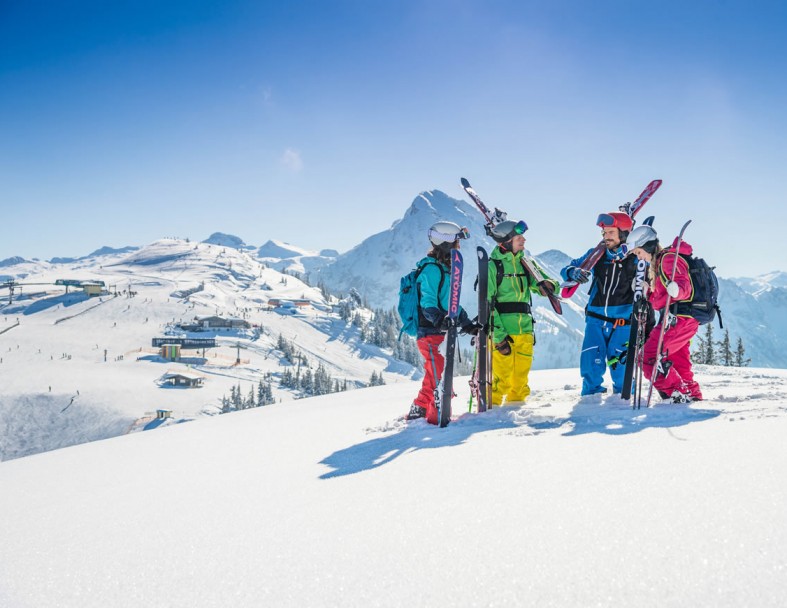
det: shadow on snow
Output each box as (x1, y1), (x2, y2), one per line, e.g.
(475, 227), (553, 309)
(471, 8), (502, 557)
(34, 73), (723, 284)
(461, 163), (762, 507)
(560, 400), (721, 437)
(319, 401), (722, 479)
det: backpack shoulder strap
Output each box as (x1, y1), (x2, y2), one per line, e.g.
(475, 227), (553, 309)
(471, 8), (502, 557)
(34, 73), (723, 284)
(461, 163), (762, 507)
(492, 258), (505, 288)
(416, 260), (447, 310)
(657, 249), (686, 284)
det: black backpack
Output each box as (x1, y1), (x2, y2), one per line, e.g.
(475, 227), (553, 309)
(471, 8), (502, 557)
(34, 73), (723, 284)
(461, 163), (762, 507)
(666, 253), (723, 328)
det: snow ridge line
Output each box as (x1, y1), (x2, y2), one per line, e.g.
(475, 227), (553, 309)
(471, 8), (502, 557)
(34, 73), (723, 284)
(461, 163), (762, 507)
(0, 320), (20, 335)
(53, 296), (117, 325)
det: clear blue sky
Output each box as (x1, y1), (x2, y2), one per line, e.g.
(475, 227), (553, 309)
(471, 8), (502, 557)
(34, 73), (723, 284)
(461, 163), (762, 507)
(1, 0), (785, 276)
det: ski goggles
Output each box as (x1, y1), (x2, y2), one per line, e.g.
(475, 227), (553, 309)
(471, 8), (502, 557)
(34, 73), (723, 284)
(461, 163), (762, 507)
(512, 220), (528, 235)
(428, 226), (470, 243)
(596, 212), (633, 230)
(496, 220), (528, 238)
(597, 213), (619, 227)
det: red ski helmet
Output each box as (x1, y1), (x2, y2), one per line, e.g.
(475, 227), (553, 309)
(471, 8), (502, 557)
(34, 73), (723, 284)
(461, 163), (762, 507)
(597, 211), (633, 242)
(596, 212), (634, 231)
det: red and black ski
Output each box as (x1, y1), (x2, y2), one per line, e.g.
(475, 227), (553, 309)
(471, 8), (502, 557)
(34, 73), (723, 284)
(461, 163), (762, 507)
(460, 178), (562, 316)
(560, 179), (663, 299)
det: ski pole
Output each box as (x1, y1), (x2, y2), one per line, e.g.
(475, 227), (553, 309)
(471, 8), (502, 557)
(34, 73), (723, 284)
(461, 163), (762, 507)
(645, 220), (691, 407)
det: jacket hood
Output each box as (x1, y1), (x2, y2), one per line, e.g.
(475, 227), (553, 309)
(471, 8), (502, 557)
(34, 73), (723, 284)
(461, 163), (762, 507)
(670, 237), (693, 256)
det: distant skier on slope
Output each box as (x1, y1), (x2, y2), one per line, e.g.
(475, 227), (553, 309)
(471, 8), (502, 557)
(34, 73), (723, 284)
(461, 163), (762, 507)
(406, 221), (480, 424)
(487, 220), (559, 406)
(625, 225), (702, 403)
(560, 212), (646, 397)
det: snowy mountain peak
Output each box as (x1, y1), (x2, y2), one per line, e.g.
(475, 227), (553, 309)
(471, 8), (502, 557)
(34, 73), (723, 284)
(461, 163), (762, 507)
(202, 232), (250, 250)
(400, 189), (479, 227)
(85, 245), (139, 258)
(0, 256), (26, 268)
(257, 239), (317, 259)
(732, 270), (787, 296)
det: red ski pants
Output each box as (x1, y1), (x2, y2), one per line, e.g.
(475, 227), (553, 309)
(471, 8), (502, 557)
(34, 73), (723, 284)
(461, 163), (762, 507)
(415, 334), (445, 425)
(642, 316), (702, 400)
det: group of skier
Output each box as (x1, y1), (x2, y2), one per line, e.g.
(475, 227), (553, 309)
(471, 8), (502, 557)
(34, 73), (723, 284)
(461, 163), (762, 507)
(406, 200), (705, 425)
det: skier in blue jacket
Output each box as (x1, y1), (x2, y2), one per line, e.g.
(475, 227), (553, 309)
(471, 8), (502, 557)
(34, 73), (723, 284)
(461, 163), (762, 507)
(561, 212), (639, 396)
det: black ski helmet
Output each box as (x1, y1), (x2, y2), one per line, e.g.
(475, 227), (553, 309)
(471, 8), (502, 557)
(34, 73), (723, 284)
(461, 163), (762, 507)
(487, 220), (528, 244)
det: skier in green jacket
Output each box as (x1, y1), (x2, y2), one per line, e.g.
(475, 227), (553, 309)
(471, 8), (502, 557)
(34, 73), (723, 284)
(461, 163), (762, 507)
(487, 220), (559, 406)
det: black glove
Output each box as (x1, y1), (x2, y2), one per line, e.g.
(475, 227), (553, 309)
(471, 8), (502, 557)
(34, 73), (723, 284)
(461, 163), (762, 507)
(438, 315), (452, 331)
(494, 336), (513, 356)
(568, 267), (590, 284)
(460, 319), (482, 336)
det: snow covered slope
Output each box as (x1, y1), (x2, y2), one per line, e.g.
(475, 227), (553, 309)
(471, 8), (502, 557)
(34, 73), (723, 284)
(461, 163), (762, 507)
(1, 366), (785, 607)
(0, 239), (415, 460)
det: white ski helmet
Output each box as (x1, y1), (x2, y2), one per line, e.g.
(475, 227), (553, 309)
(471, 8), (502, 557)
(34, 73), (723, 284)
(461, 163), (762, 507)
(428, 221), (469, 248)
(625, 225), (659, 254)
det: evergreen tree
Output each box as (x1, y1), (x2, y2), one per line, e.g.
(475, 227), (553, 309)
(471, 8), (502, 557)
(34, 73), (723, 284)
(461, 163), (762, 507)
(313, 363), (332, 395)
(338, 301), (353, 321)
(735, 337), (751, 367)
(369, 370), (386, 386)
(280, 368), (294, 388)
(700, 324), (717, 365)
(717, 329), (734, 366)
(300, 368), (313, 395)
(256, 378), (274, 406)
(234, 383), (243, 409)
(691, 331), (705, 364)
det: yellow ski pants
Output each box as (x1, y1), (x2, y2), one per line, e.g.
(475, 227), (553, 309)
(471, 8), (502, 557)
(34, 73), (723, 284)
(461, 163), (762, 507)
(491, 333), (534, 406)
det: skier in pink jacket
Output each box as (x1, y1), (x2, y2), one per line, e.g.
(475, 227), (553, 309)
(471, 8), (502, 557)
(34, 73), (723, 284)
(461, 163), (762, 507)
(625, 225), (702, 403)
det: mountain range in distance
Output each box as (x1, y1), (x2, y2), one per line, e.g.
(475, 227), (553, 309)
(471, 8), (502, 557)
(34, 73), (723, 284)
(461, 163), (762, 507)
(2, 189), (786, 368)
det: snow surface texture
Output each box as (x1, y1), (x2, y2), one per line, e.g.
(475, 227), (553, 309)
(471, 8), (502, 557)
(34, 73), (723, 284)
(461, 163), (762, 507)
(1, 365), (786, 607)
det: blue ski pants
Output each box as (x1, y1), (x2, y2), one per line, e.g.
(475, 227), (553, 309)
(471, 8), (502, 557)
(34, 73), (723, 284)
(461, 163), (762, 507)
(580, 317), (630, 395)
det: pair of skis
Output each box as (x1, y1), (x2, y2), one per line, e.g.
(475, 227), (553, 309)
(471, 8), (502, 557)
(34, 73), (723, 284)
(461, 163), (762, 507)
(468, 246), (492, 413)
(434, 248), (463, 427)
(434, 246), (492, 424)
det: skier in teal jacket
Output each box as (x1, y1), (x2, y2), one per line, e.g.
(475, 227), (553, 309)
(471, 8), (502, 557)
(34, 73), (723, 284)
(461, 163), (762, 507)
(407, 221), (479, 424)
